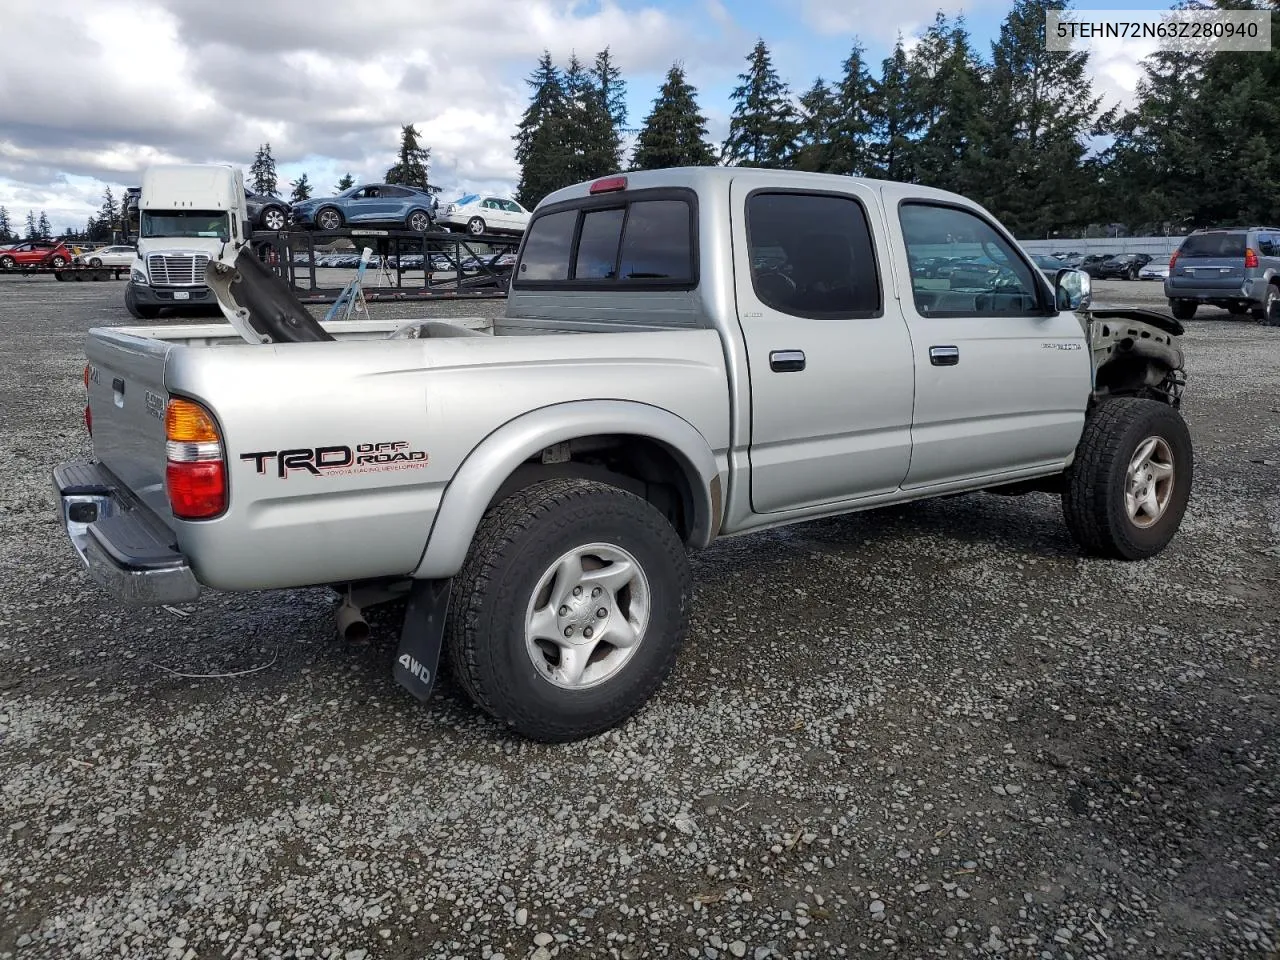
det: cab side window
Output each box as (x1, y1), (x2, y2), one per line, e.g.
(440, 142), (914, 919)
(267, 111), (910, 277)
(745, 192), (881, 318)
(899, 202), (1044, 317)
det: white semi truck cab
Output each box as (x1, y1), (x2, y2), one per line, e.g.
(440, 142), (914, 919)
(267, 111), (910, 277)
(124, 164), (251, 319)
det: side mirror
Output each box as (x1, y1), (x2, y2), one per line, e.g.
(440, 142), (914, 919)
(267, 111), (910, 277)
(1054, 268), (1091, 311)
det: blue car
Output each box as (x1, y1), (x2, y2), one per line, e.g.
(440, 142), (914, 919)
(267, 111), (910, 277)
(290, 183), (438, 232)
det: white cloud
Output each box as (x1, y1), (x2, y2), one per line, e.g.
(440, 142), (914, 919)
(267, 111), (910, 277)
(0, 0), (720, 232)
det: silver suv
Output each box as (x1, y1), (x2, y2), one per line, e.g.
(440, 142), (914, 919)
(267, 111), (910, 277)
(1164, 227), (1280, 322)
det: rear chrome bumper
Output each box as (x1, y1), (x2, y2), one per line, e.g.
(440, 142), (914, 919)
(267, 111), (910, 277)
(52, 461), (201, 606)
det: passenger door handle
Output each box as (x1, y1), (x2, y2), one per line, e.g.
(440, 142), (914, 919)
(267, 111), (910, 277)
(770, 349), (806, 372)
(929, 345), (959, 366)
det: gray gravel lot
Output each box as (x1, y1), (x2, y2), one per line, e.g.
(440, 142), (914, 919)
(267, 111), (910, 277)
(1, 276), (1277, 960)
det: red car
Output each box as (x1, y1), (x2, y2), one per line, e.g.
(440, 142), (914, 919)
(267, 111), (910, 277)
(0, 240), (73, 269)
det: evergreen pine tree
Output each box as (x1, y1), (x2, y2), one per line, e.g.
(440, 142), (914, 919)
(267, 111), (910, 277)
(1177, 38), (1280, 227)
(37, 211), (51, 239)
(514, 51), (572, 207)
(906, 14), (988, 196)
(867, 39), (919, 181)
(336, 172), (355, 192)
(722, 39), (799, 167)
(586, 47), (627, 172)
(250, 144), (279, 195)
(290, 174), (313, 203)
(594, 47), (628, 131)
(98, 187), (118, 235)
(791, 79), (841, 173)
(1096, 44), (1208, 231)
(631, 63), (718, 169)
(85, 215), (98, 241)
(24, 210), (37, 239)
(0, 206), (10, 241)
(830, 40), (877, 176)
(975, 0), (1101, 236)
(385, 124), (432, 189)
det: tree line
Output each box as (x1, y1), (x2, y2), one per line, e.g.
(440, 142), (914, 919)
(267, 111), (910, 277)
(510, 0), (1280, 239)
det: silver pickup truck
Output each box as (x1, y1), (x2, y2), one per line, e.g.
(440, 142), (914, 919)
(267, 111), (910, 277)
(53, 167), (1193, 742)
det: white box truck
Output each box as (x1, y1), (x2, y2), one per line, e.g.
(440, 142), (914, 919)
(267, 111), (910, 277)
(124, 164), (251, 319)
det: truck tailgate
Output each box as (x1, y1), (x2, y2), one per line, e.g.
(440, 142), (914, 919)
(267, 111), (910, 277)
(85, 330), (174, 526)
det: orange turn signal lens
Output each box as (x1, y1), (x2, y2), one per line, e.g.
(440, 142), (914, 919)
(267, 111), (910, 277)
(165, 398), (220, 443)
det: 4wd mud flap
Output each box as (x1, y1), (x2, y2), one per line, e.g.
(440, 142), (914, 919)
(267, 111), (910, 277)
(394, 578), (452, 702)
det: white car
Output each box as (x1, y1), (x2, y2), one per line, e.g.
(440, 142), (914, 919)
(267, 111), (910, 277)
(436, 194), (530, 236)
(1138, 261), (1170, 281)
(76, 245), (137, 268)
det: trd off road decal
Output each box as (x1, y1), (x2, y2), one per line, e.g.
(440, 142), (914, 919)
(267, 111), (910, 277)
(240, 441), (429, 478)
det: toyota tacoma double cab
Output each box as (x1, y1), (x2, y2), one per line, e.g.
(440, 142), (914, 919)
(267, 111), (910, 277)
(53, 168), (1194, 742)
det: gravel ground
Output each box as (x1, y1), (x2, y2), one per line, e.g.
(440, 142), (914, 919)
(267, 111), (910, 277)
(0, 276), (1277, 960)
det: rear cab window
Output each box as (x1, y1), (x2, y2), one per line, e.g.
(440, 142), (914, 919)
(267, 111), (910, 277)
(513, 188), (697, 290)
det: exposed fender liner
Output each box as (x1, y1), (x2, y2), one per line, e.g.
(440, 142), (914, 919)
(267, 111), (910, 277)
(412, 400), (723, 579)
(1088, 307), (1184, 338)
(1111, 336), (1184, 372)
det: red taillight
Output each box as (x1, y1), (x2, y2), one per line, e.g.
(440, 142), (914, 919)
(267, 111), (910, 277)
(1246, 247), (1259, 268)
(166, 461), (226, 520)
(164, 398), (226, 519)
(590, 175), (627, 194)
(1169, 251), (1179, 271)
(83, 363), (90, 389)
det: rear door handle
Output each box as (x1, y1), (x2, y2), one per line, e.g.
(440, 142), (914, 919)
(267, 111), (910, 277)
(770, 349), (805, 372)
(929, 345), (959, 366)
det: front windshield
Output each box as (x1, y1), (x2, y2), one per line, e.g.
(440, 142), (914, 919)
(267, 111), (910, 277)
(141, 210), (230, 239)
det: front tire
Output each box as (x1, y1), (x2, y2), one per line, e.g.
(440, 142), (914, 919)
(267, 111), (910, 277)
(1169, 299), (1196, 320)
(446, 478), (692, 742)
(124, 286), (160, 320)
(89, 256), (103, 267)
(316, 207), (343, 231)
(467, 216), (486, 236)
(0, 255), (14, 270)
(1063, 397), (1193, 560)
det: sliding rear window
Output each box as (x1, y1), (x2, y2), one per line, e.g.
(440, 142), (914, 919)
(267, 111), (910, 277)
(514, 188), (697, 290)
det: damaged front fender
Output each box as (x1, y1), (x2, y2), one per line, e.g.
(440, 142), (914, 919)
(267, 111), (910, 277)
(1086, 307), (1186, 407)
(205, 240), (335, 345)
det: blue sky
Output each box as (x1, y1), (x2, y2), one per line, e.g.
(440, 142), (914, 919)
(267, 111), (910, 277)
(1, 0), (1182, 233)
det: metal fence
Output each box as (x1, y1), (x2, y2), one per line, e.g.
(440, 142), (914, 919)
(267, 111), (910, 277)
(1016, 236), (1182, 258)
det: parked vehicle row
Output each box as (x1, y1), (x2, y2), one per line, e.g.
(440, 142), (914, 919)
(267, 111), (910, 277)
(285, 184), (531, 236)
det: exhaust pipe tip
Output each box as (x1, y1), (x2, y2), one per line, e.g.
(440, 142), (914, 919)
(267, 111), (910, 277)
(335, 600), (370, 644)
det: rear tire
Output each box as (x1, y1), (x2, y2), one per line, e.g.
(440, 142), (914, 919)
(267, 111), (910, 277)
(446, 478), (692, 742)
(1169, 299), (1196, 320)
(1062, 397), (1193, 561)
(261, 206), (287, 231)
(407, 209), (432, 232)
